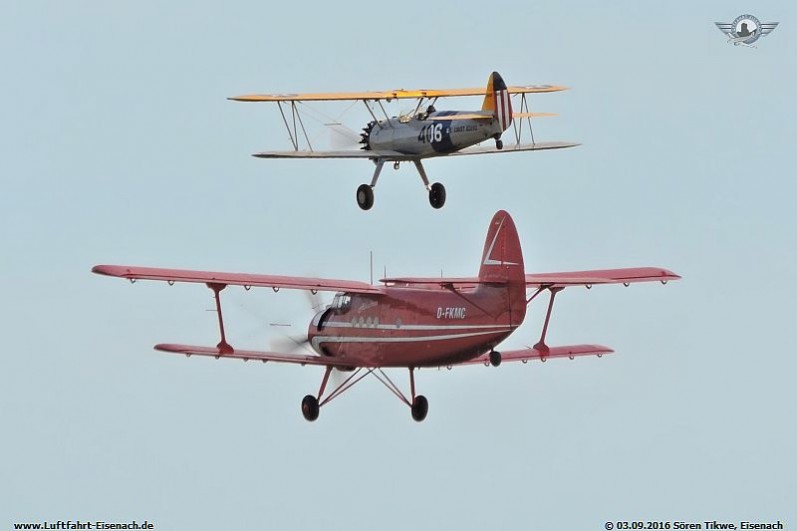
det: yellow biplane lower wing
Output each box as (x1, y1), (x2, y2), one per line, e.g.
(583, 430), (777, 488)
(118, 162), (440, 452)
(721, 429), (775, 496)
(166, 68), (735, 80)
(252, 142), (579, 160)
(441, 141), (579, 156)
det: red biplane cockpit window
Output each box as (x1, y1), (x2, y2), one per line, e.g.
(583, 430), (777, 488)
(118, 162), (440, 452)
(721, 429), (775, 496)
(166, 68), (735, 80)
(331, 293), (352, 314)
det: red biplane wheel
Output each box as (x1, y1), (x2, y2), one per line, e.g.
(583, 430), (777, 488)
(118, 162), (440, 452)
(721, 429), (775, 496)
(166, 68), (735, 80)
(356, 184), (374, 210)
(411, 395), (429, 422)
(301, 394), (320, 422)
(489, 350), (502, 367)
(495, 139), (503, 150)
(428, 182), (446, 209)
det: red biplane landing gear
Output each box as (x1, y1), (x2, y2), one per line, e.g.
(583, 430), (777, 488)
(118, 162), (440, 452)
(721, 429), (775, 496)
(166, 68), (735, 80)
(489, 350), (502, 367)
(301, 394), (320, 421)
(411, 395), (429, 422)
(403, 367), (428, 422)
(300, 365), (430, 422)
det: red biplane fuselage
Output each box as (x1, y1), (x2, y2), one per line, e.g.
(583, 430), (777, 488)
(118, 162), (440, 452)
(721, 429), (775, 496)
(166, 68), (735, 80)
(308, 285), (522, 368)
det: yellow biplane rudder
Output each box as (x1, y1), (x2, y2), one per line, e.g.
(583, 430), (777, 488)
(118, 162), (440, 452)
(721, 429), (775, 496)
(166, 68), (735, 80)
(481, 71), (512, 131)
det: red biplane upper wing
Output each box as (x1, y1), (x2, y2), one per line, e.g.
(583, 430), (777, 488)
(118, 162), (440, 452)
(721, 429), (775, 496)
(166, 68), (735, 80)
(382, 267), (679, 289)
(91, 265), (383, 294)
(525, 267), (680, 288)
(155, 344), (358, 368)
(459, 344), (614, 366)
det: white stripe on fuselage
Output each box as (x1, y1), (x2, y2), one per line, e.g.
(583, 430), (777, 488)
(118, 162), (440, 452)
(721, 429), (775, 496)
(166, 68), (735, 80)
(311, 328), (512, 351)
(322, 321), (511, 331)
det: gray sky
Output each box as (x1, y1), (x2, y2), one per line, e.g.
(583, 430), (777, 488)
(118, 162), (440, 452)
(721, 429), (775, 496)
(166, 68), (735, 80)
(2, 1), (795, 529)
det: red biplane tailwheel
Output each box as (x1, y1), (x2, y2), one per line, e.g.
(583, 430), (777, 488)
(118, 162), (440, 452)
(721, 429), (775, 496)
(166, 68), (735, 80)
(393, 161), (400, 170)
(428, 182), (446, 209)
(301, 394), (320, 422)
(495, 139), (503, 150)
(411, 395), (429, 422)
(356, 184), (374, 210)
(489, 350), (502, 367)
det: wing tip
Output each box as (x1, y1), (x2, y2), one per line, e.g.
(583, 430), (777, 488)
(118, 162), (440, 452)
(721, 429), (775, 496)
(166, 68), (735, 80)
(229, 95), (264, 102)
(155, 343), (199, 354)
(92, 264), (123, 277)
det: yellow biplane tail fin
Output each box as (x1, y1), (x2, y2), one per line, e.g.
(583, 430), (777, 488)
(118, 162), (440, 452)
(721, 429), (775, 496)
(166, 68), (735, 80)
(481, 71), (513, 131)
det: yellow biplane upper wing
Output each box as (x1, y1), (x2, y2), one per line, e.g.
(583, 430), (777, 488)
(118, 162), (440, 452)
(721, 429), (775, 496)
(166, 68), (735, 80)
(229, 85), (568, 102)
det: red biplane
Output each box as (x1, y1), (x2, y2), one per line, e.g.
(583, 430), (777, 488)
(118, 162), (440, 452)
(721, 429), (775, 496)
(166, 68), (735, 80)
(92, 211), (679, 421)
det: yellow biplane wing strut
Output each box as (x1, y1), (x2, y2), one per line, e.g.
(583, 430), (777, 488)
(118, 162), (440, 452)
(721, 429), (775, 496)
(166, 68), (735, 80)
(513, 93), (546, 145)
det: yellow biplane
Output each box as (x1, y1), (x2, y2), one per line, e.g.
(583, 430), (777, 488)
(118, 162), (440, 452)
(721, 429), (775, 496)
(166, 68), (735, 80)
(230, 72), (578, 210)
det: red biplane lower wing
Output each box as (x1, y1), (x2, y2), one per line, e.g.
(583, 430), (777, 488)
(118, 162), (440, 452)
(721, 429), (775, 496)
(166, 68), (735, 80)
(155, 344), (357, 368)
(461, 344), (613, 366)
(92, 265), (382, 294)
(526, 267), (681, 288)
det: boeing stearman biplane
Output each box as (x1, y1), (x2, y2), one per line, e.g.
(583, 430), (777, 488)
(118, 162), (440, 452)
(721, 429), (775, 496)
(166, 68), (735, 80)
(93, 211), (679, 422)
(229, 72), (578, 210)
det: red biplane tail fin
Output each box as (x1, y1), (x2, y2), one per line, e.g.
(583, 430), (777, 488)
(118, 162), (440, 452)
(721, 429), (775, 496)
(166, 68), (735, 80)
(478, 210), (525, 283)
(481, 71), (513, 132)
(478, 210), (526, 326)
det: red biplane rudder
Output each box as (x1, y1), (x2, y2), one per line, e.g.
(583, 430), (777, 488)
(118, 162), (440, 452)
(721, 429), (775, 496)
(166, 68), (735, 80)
(481, 71), (513, 132)
(479, 210), (527, 325)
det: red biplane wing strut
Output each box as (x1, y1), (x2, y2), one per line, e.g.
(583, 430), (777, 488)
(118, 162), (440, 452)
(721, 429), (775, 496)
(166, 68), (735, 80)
(522, 267), (680, 354)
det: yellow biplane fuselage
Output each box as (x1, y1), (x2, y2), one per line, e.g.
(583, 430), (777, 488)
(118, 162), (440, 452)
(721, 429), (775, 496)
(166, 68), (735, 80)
(367, 111), (502, 157)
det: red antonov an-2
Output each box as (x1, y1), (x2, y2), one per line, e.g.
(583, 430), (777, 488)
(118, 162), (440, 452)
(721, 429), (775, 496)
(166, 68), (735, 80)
(92, 211), (679, 422)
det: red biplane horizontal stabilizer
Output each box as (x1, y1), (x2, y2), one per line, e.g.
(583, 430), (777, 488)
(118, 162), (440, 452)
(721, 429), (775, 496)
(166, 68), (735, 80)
(461, 344), (614, 366)
(155, 343), (357, 368)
